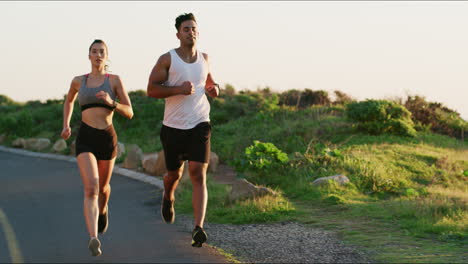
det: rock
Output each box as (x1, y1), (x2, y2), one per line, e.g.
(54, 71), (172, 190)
(142, 152), (159, 175)
(228, 178), (276, 202)
(0, 134), (5, 144)
(123, 144), (143, 169)
(311, 174), (350, 186)
(52, 139), (67, 152)
(12, 138), (25, 148)
(208, 151), (219, 173)
(117, 142), (125, 159)
(153, 150), (167, 176)
(25, 138), (51, 151)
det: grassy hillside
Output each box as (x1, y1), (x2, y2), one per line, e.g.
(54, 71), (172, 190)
(0, 89), (467, 262)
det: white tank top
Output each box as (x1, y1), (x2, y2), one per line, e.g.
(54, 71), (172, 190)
(163, 49), (210, 129)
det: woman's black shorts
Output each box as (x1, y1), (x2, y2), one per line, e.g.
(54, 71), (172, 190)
(160, 122), (211, 171)
(75, 121), (118, 160)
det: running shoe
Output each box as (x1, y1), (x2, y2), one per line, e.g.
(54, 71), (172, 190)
(191, 226), (207, 247)
(88, 237), (102, 257)
(98, 205), (108, 234)
(161, 192), (175, 224)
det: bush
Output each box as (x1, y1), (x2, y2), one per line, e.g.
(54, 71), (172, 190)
(404, 95), (467, 139)
(333, 90), (356, 105)
(346, 99), (417, 137)
(0, 95), (17, 106)
(235, 140), (289, 172)
(279, 89), (331, 108)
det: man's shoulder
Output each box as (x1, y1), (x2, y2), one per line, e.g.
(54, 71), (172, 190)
(157, 51), (172, 67)
(201, 52), (209, 61)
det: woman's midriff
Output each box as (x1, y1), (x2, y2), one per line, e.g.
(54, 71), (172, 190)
(81, 108), (114, 129)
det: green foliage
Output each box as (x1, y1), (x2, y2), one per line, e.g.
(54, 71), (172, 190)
(0, 95), (18, 106)
(221, 83), (236, 96)
(175, 177), (296, 224)
(346, 99), (417, 137)
(324, 194), (347, 205)
(279, 88), (331, 108)
(333, 90), (356, 105)
(404, 95), (467, 139)
(235, 140), (289, 172)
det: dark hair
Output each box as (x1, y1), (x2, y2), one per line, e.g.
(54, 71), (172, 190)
(88, 39), (108, 54)
(175, 13), (196, 32)
(88, 39), (110, 72)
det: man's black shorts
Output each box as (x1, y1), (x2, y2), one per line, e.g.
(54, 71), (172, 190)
(160, 122), (211, 171)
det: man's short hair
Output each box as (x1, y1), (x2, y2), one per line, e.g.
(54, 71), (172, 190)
(175, 13), (197, 32)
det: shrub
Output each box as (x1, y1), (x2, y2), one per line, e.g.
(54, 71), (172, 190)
(235, 140), (289, 172)
(279, 89), (331, 108)
(404, 95), (467, 139)
(346, 99), (417, 137)
(0, 95), (17, 106)
(333, 90), (356, 105)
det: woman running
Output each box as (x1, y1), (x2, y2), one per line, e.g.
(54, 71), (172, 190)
(61, 39), (133, 256)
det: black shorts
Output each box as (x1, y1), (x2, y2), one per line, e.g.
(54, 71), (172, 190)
(160, 122), (211, 171)
(75, 121), (118, 160)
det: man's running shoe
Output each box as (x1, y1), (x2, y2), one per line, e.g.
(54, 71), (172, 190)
(161, 192), (175, 224)
(191, 226), (207, 247)
(88, 237), (102, 256)
(98, 205), (108, 234)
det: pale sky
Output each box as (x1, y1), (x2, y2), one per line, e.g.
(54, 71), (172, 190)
(1, 1), (467, 120)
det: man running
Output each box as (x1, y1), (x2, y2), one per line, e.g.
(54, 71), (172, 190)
(146, 13), (220, 248)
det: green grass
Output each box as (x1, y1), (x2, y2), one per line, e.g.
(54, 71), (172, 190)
(175, 176), (296, 224)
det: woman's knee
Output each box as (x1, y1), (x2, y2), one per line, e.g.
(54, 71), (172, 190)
(84, 184), (99, 199)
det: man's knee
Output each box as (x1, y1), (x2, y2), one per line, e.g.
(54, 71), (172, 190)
(99, 184), (111, 195)
(165, 168), (183, 181)
(189, 163), (207, 185)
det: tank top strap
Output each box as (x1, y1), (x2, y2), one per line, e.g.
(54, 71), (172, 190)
(81, 74), (89, 89)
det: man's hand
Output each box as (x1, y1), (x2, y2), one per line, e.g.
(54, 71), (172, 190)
(205, 83), (219, 97)
(180, 81), (195, 95)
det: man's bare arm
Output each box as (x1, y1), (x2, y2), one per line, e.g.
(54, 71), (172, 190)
(203, 53), (219, 98)
(147, 53), (194, 98)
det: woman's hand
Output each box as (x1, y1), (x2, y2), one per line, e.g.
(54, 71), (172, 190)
(61, 127), (71, 140)
(95, 91), (114, 106)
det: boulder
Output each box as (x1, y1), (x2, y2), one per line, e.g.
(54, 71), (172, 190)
(123, 144), (143, 169)
(29, 138), (51, 151)
(228, 178), (276, 202)
(52, 139), (67, 153)
(142, 152), (159, 175)
(153, 150), (167, 176)
(117, 142), (125, 159)
(12, 138), (25, 148)
(312, 174), (350, 186)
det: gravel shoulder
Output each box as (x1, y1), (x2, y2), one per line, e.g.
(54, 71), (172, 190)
(176, 214), (371, 263)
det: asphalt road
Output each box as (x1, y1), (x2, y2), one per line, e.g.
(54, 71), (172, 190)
(0, 150), (228, 263)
